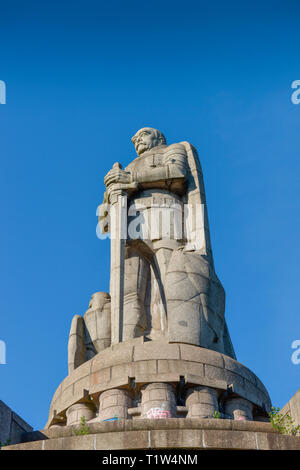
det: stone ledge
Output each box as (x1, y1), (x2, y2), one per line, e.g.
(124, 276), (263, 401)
(4, 419), (300, 450)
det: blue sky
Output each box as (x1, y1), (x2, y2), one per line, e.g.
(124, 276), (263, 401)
(0, 0), (299, 430)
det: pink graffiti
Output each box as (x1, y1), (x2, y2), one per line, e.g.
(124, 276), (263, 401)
(146, 407), (171, 419)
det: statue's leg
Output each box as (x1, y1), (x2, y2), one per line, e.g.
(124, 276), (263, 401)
(123, 246), (150, 341)
(68, 315), (85, 374)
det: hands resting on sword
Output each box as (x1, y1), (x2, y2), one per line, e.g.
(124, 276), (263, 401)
(104, 165), (132, 188)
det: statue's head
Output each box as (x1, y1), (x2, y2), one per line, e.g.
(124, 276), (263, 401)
(131, 127), (167, 156)
(88, 292), (110, 311)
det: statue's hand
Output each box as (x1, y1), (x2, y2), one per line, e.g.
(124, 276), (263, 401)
(104, 166), (131, 188)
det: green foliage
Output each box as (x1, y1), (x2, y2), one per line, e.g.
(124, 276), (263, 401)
(269, 406), (300, 436)
(0, 439), (11, 448)
(212, 410), (221, 419)
(72, 416), (90, 436)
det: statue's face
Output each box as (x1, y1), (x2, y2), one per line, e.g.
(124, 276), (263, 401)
(131, 128), (162, 156)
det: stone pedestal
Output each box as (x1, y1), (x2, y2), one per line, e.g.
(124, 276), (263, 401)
(46, 338), (272, 429)
(66, 402), (96, 426)
(225, 397), (253, 421)
(98, 389), (132, 421)
(186, 386), (219, 418)
(140, 383), (177, 419)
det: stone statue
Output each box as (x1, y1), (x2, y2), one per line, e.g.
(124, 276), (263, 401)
(68, 127), (235, 372)
(47, 127), (271, 431)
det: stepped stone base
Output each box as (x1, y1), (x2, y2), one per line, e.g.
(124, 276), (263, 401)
(3, 419), (300, 450)
(45, 338), (272, 428)
(9, 339), (298, 450)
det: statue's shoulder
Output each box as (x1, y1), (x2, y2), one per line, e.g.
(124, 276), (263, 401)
(164, 142), (200, 166)
(165, 141), (198, 156)
(164, 142), (187, 154)
(165, 141), (202, 174)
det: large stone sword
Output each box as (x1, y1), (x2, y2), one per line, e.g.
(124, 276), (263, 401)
(108, 163), (138, 344)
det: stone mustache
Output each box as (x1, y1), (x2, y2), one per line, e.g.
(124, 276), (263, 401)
(68, 128), (235, 373)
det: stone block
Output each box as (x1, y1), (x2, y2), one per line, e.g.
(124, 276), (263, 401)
(256, 432), (300, 450)
(133, 342), (180, 361)
(91, 344), (134, 372)
(157, 359), (205, 377)
(231, 420), (273, 433)
(180, 344), (224, 368)
(73, 376), (90, 401)
(95, 430), (149, 449)
(90, 367), (111, 386)
(110, 363), (132, 381)
(184, 373), (227, 390)
(135, 373), (181, 385)
(3, 440), (44, 450)
(203, 429), (257, 449)
(44, 435), (95, 450)
(157, 359), (184, 374)
(150, 429), (203, 449)
(222, 355), (257, 386)
(62, 359), (92, 390)
(133, 359), (157, 376)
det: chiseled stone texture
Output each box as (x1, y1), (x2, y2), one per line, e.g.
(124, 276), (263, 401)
(3, 419), (300, 450)
(0, 400), (33, 445)
(281, 389), (300, 426)
(46, 339), (271, 428)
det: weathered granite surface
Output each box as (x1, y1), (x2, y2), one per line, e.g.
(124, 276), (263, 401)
(0, 400), (32, 445)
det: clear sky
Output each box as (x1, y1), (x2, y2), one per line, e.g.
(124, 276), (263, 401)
(0, 0), (299, 430)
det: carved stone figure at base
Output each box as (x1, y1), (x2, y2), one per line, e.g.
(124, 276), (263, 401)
(68, 292), (111, 373)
